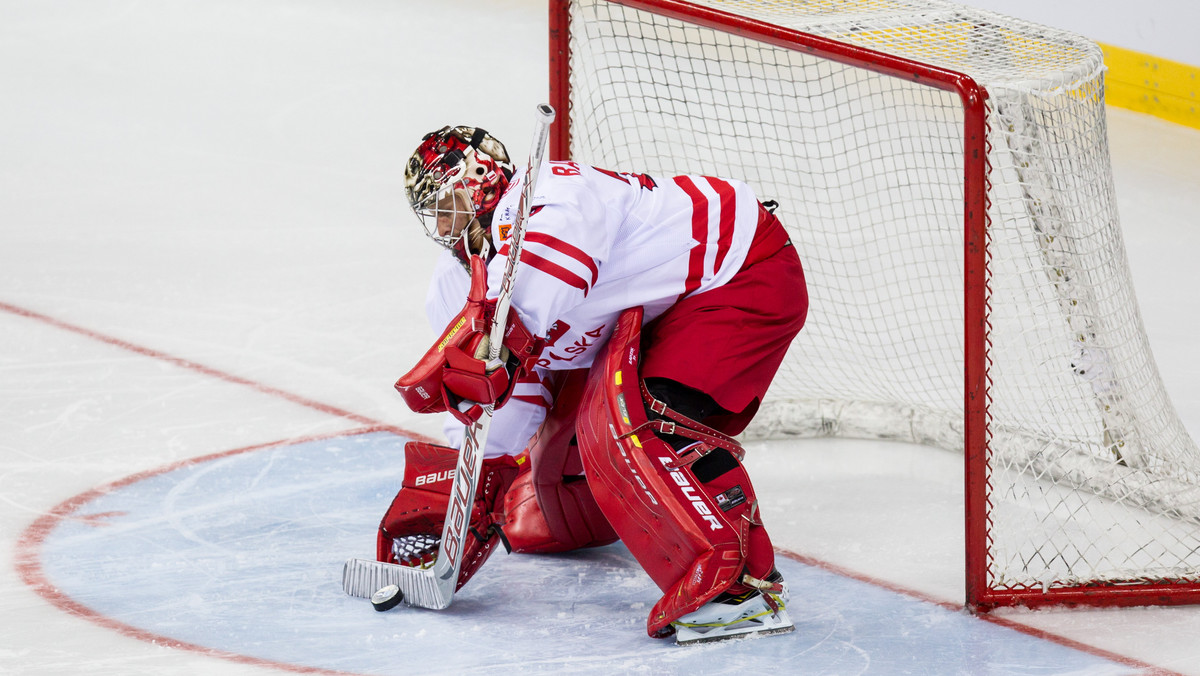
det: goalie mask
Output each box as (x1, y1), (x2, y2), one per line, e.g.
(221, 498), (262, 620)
(405, 126), (514, 262)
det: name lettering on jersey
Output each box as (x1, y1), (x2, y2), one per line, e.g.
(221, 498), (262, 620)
(541, 325), (605, 366)
(545, 319), (571, 348)
(414, 469), (455, 487)
(550, 161), (581, 177)
(658, 456), (724, 531)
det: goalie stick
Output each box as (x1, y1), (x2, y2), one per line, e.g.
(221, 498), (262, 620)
(343, 103), (557, 610)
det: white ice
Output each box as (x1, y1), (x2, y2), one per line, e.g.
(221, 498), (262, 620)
(2, 1), (1200, 674)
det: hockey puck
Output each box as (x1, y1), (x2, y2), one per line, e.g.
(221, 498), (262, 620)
(370, 584), (403, 612)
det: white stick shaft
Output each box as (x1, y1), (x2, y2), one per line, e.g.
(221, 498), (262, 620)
(432, 103), (556, 605)
(489, 103), (556, 362)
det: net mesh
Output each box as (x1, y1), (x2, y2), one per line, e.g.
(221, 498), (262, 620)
(564, 0), (1200, 596)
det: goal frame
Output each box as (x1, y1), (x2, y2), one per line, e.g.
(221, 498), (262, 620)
(547, 0), (1200, 612)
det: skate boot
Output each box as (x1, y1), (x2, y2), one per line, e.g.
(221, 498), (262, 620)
(671, 568), (794, 645)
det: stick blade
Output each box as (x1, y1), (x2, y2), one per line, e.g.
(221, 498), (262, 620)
(342, 558), (452, 610)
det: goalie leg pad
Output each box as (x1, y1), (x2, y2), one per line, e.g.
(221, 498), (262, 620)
(376, 441), (525, 590)
(575, 307), (776, 638)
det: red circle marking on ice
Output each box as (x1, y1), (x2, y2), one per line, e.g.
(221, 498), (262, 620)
(14, 429), (396, 676)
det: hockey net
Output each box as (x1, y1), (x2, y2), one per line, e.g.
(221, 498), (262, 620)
(551, 0), (1200, 609)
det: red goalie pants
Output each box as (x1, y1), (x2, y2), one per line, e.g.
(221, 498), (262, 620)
(640, 206), (808, 436)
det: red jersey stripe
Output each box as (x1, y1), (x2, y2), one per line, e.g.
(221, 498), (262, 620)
(497, 244), (590, 294)
(525, 231), (599, 287)
(706, 177), (737, 273)
(672, 175), (708, 302)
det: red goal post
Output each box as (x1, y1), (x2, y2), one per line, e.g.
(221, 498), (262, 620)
(548, 0), (1200, 611)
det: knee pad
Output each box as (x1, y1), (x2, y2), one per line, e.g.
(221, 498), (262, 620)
(515, 369), (618, 552)
(575, 307), (776, 638)
(502, 472), (618, 553)
(376, 441), (524, 591)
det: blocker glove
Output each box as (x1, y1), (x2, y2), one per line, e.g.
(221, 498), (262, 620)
(395, 255), (543, 424)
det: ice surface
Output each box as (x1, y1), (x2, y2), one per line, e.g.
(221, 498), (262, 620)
(2, 0), (1199, 674)
(32, 431), (1134, 675)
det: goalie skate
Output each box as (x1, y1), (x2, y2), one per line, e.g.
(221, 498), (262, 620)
(671, 572), (794, 645)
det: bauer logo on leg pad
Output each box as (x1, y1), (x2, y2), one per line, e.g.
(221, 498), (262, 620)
(658, 457), (723, 531)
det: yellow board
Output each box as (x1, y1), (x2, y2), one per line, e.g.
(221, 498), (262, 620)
(1101, 42), (1200, 130)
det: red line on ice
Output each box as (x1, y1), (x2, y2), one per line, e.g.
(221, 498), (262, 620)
(776, 549), (1179, 675)
(14, 428), (397, 676)
(0, 300), (429, 438)
(3, 300), (439, 671)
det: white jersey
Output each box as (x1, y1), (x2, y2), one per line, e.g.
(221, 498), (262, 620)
(489, 161), (761, 371)
(426, 162), (764, 456)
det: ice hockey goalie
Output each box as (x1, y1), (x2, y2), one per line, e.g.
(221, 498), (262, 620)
(381, 124), (808, 643)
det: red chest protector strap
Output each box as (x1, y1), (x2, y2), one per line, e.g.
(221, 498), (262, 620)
(618, 381), (746, 468)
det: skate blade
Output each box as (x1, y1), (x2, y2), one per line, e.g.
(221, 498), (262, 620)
(673, 619), (795, 645)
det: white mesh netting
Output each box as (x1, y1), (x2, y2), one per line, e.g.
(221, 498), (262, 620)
(563, 0), (1200, 596)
